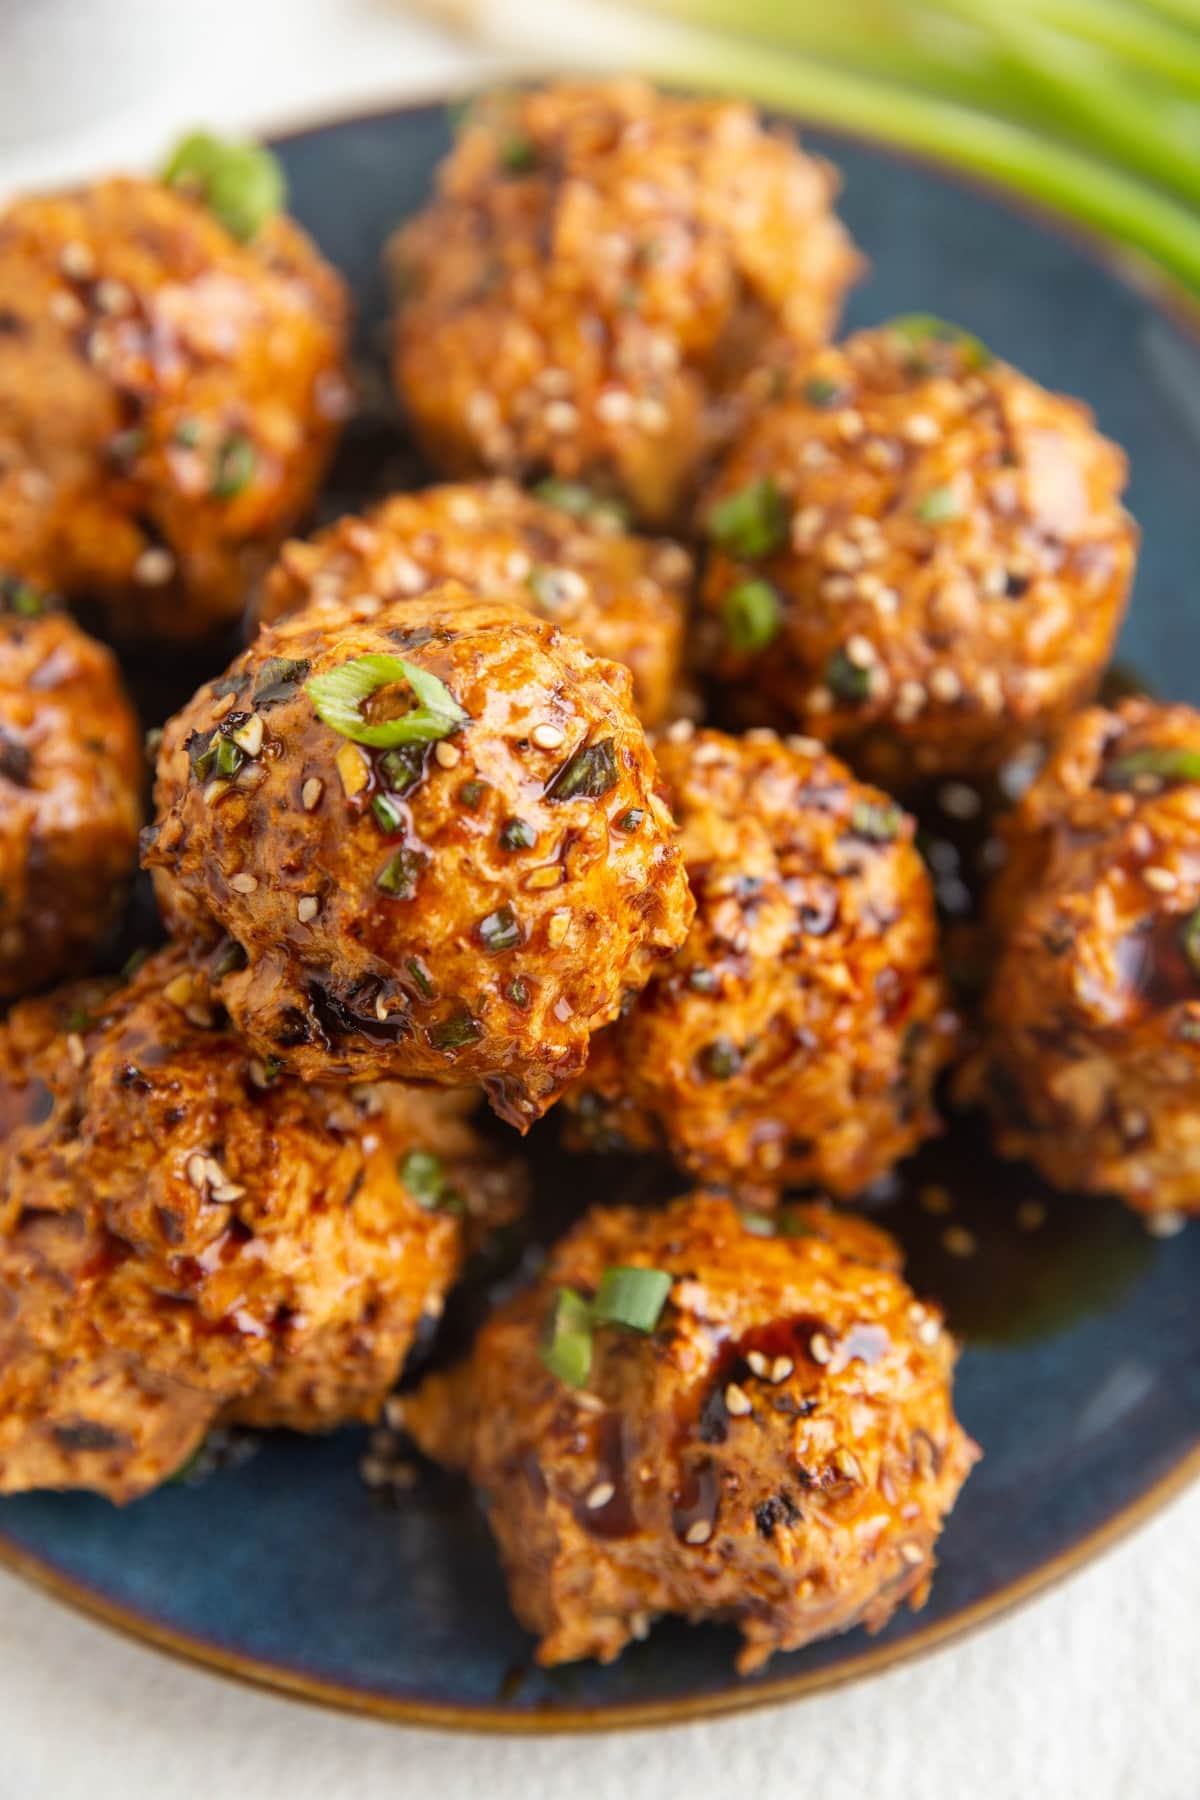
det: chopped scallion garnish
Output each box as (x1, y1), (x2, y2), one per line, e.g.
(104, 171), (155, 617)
(592, 1266), (673, 1333)
(307, 654), (469, 748)
(707, 477), (789, 559)
(721, 578), (781, 653)
(545, 738), (618, 803)
(161, 131), (285, 243)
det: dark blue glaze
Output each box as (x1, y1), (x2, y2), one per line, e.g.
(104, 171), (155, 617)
(3, 102), (1200, 1726)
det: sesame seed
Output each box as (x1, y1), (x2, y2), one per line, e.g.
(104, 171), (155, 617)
(823, 536), (863, 573)
(297, 895), (319, 923)
(837, 409), (865, 441)
(336, 743), (370, 797)
(204, 779), (232, 805)
(845, 634), (877, 669)
(49, 291), (84, 326)
(942, 1224), (977, 1258)
(724, 1382), (752, 1416)
(902, 413), (941, 445)
(666, 718), (695, 744)
(466, 390), (500, 432)
(546, 910), (571, 948)
(184, 1002), (214, 1029)
(874, 586), (901, 616)
(1146, 1210), (1186, 1239)
(247, 1059), (271, 1090)
(596, 388), (636, 424)
(917, 1317), (940, 1347)
(375, 994), (391, 1023)
(524, 866), (562, 891)
(66, 1032), (85, 1068)
(209, 1181), (246, 1204)
(210, 692), (236, 720)
(95, 278), (131, 315)
(585, 1481), (615, 1509)
(434, 741), (461, 768)
(230, 872), (259, 894)
(929, 667), (963, 704)
(544, 400), (580, 434)
(894, 679), (927, 722)
(800, 440), (832, 469)
(809, 1332), (832, 1365)
(899, 1541), (925, 1565)
(1143, 865), (1178, 893)
(787, 734), (824, 756)
(806, 685), (834, 716)
(384, 1396), (406, 1431)
(1016, 1200), (1046, 1231)
(792, 505), (825, 549)
(820, 574), (856, 603)
(302, 777), (323, 811)
(746, 1351), (768, 1378)
(531, 722), (566, 750)
(977, 670), (1005, 713)
(59, 240), (95, 280)
(685, 1520), (713, 1545)
(770, 1356), (794, 1384)
(939, 781), (982, 820)
(636, 397), (670, 434)
(164, 973), (194, 1008)
(186, 1153), (208, 1189)
(230, 714), (264, 758)
(360, 1456), (388, 1488)
(133, 547), (175, 587)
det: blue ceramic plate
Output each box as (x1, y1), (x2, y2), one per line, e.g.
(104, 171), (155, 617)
(3, 99), (1200, 1732)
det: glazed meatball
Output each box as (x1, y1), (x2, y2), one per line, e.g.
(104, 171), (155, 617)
(0, 581), (141, 1001)
(0, 946), (524, 1503)
(698, 318), (1136, 785)
(566, 725), (955, 1198)
(0, 143), (350, 642)
(144, 584), (694, 1127)
(390, 81), (861, 527)
(958, 699), (1200, 1220)
(406, 1191), (976, 1672)
(256, 479), (693, 727)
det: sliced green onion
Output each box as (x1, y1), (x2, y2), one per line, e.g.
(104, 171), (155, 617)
(804, 375), (848, 407)
(478, 904), (523, 953)
(826, 646), (874, 704)
(252, 656), (310, 709)
(707, 477), (789, 559)
(887, 313), (993, 371)
(378, 744), (427, 794)
(593, 1266), (673, 1332)
(1103, 745), (1200, 789)
(533, 478), (631, 531)
(1181, 907), (1200, 978)
(376, 846), (427, 898)
(372, 793), (405, 834)
(161, 131), (285, 243)
(215, 736), (244, 777)
(739, 1209), (776, 1237)
(307, 654), (469, 749)
(427, 1009), (483, 1051)
(1, 576), (45, 617)
(539, 1287), (595, 1388)
(174, 418), (202, 448)
(211, 432), (257, 500)
(459, 779), (487, 810)
(915, 486), (962, 523)
(849, 799), (904, 842)
(700, 1036), (743, 1080)
(545, 738), (619, 802)
(500, 816), (536, 851)
(499, 132), (538, 173)
(722, 578), (781, 653)
(505, 976), (532, 1008)
(400, 1149), (462, 1213)
(615, 807), (644, 833)
(406, 956), (435, 998)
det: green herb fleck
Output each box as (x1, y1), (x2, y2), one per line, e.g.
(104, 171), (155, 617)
(707, 477), (788, 559)
(739, 1210), (776, 1238)
(215, 736), (244, 778)
(539, 1287), (594, 1389)
(545, 738), (618, 803)
(532, 478), (631, 532)
(886, 314), (992, 372)
(406, 957), (434, 999)
(1103, 746), (1200, 791)
(687, 967), (718, 994)
(721, 578), (780, 654)
(211, 432), (256, 500)
(1181, 907), (1200, 979)
(505, 976), (531, 1008)
(499, 133), (537, 174)
(173, 418), (202, 448)
(399, 1149), (462, 1213)
(1, 576), (45, 618)
(615, 807), (644, 834)
(804, 376), (846, 408)
(427, 1009), (483, 1052)
(459, 780), (487, 810)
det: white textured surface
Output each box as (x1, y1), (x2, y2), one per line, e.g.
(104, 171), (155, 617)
(0, 5), (1197, 1795)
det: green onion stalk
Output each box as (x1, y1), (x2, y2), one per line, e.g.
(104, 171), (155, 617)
(417, 0), (1200, 294)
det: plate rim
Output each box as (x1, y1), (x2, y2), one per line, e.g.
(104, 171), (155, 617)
(4, 85), (1200, 1735)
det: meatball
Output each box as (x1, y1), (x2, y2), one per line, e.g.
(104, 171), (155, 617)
(144, 584), (694, 1127)
(390, 81), (861, 527)
(406, 1190), (976, 1672)
(0, 945), (524, 1503)
(958, 699), (1200, 1220)
(256, 479), (693, 727)
(698, 318), (1137, 785)
(0, 581), (141, 1001)
(0, 143), (351, 642)
(566, 725), (955, 1198)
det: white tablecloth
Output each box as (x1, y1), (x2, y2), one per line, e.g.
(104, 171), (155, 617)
(1, 5), (1197, 1795)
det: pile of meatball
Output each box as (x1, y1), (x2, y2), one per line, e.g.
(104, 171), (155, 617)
(0, 80), (1186, 1679)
